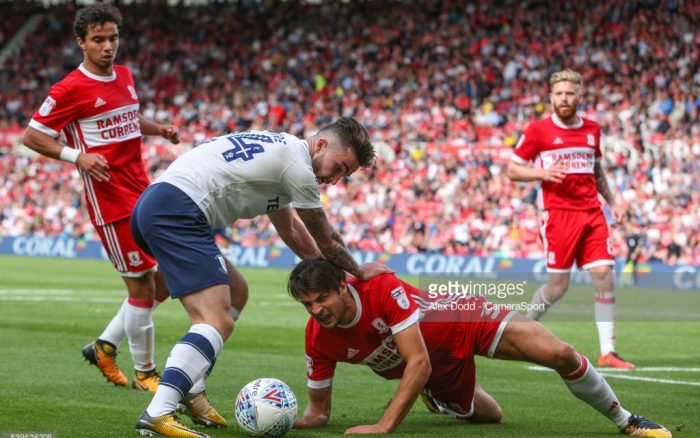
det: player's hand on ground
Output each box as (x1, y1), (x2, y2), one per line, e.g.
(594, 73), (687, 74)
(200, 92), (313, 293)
(344, 424), (390, 434)
(76, 152), (110, 182)
(159, 124), (180, 144)
(542, 160), (567, 183)
(356, 262), (394, 281)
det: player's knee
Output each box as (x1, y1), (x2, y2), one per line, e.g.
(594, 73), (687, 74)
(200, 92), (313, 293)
(551, 342), (579, 374)
(125, 276), (156, 300)
(493, 405), (503, 423)
(589, 267), (614, 284)
(216, 315), (235, 341)
(471, 385), (503, 423)
(546, 285), (568, 302)
(483, 404), (503, 423)
(470, 403), (502, 423)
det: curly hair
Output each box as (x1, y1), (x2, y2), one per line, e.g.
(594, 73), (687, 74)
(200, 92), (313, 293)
(73, 3), (122, 40)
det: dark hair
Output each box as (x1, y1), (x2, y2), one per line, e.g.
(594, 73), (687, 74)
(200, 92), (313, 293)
(287, 258), (346, 300)
(318, 117), (376, 168)
(73, 3), (122, 40)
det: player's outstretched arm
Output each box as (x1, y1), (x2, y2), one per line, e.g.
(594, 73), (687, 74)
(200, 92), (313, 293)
(296, 207), (362, 276)
(507, 159), (566, 183)
(346, 324), (431, 435)
(138, 114), (179, 144)
(22, 127), (110, 182)
(294, 386), (332, 429)
(296, 207), (392, 281)
(268, 205), (321, 260)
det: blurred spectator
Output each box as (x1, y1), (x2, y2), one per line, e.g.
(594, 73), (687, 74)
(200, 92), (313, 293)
(1, 0), (698, 265)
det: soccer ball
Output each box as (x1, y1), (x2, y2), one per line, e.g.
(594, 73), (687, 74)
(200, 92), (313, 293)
(235, 377), (298, 437)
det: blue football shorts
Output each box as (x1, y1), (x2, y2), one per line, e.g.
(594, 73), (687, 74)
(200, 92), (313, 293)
(131, 182), (229, 298)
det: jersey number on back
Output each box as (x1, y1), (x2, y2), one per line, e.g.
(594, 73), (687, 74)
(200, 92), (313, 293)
(221, 133), (271, 162)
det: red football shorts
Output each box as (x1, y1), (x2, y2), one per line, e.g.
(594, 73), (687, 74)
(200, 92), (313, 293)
(95, 216), (156, 277)
(540, 208), (614, 272)
(422, 297), (515, 418)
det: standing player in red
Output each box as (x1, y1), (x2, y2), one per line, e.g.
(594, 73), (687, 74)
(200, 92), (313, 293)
(288, 258), (671, 437)
(21, 6), (229, 425)
(506, 69), (634, 369)
(22, 2), (175, 393)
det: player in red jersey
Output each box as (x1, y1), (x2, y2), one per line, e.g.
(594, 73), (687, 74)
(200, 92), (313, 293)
(507, 69), (634, 369)
(288, 258), (671, 437)
(21, 4), (235, 428)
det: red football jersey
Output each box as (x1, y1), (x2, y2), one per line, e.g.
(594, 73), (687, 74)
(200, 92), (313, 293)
(512, 114), (602, 211)
(29, 64), (149, 226)
(304, 273), (503, 389)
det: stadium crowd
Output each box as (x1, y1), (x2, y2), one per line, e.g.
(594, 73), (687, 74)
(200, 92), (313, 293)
(1, 0), (698, 265)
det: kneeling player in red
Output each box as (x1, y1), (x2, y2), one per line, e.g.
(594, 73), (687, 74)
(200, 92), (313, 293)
(288, 258), (671, 437)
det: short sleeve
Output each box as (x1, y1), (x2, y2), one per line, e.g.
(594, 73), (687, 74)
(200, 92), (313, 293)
(280, 159), (323, 209)
(305, 321), (337, 389)
(28, 82), (81, 138)
(511, 124), (540, 164)
(372, 274), (421, 335)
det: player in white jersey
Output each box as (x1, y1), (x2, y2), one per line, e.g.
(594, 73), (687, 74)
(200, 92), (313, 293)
(156, 130), (324, 229)
(132, 117), (387, 438)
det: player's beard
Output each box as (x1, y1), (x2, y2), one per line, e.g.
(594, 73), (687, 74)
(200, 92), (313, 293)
(554, 104), (577, 123)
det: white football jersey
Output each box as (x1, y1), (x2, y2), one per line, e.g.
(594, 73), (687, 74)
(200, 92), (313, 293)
(156, 130), (322, 228)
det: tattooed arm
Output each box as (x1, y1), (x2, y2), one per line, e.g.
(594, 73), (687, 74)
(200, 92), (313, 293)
(594, 161), (624, 222)
(267, 205), (321, 260)
(295, 207), (362, 277)
(594, 161), (614, 205)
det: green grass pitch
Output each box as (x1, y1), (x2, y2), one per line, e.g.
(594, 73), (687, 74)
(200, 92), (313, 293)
(0, 255), (697, 437)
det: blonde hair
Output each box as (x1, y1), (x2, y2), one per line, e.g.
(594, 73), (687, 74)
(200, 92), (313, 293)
(549, 69), (582, 91)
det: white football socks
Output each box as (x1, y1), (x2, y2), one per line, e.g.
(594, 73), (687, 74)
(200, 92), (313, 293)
(99, 293), (164, 350)
(527, 285), (552, 320)
(125, 298), (155, 372)
(562, 353), (631, 429)
(186, 308), (240, 397)
(595, 292), (616, 355)
(147, 324), (223, 417)
(98, 298), (128, 347)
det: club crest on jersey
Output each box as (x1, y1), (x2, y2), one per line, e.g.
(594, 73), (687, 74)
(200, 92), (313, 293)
(587, 134), (595, 146)
(371, 318), (390, 333)
(127, 85), (138, 100)
(390, 286), (410, 310)
(39, 96), (56, 117)
(127, 251), (143, 267)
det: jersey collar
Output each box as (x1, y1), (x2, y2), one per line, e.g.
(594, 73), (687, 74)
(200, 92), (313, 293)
(552, 112), (583, 129)
(338, 284), (362, 329)
(78, 63), (117, 82)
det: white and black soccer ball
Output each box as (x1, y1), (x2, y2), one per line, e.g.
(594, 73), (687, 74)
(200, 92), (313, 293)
(235, 377), (298, 437)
